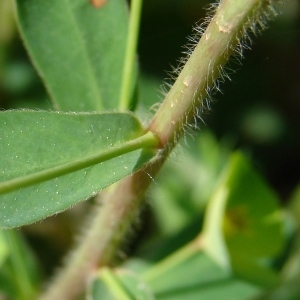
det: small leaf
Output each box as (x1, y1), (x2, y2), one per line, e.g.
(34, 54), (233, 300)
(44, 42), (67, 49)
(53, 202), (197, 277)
(223, 153), (284, 259)
(14, 0), (129, 111)
(119, 270), (154, 300)
(143, 251), (262, 300)
(88, 268), (154, 300)
(0, 111), (155, 228)
(203, 152), (284, 285)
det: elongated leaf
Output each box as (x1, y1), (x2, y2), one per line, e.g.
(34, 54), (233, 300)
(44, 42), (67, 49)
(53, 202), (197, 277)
(0, 111), (154, 228)
(14, 0), (129, 111)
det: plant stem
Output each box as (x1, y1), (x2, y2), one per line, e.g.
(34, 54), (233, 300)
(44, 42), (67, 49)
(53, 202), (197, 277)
(39, 150), (167, 300)
(119, 0), (143, 110)
(39, 1), (283, 299)
(148, 0), (281, 147)
(0, 131), (158, 195)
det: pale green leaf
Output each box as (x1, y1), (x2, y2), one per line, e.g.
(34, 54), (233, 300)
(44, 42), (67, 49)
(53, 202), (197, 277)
(88, 268), (153, 300)
(143, 251), (261, 300)
(203, 152), (284, 285)
(0, 230), (40, 299)
(0, 231), (9, 267)
(0, 111), (155, 228)
(14, 0), (129, 111)
(223, 152), (284, 259)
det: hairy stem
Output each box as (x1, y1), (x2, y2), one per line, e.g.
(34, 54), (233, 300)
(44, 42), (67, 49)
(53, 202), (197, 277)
(40, 0), (283, 299)
(149, 0), (281, 147)
(40, 151), (167, 300)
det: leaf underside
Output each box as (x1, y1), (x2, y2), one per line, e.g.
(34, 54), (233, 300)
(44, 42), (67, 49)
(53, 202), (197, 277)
(0, 111), (152, 228)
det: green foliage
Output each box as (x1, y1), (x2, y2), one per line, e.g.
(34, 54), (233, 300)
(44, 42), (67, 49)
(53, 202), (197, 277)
(0, 111), (155, 228)
(203, 152), (283, 286)
(90, 254), (262, 300)
(0, 0), (298, 299)
(84, 147), (285, 299)
(89, 268), (153, 300)
(0, 230), (40, 299)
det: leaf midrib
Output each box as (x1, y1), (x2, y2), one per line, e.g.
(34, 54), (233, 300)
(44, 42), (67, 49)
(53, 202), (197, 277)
(0, 132), (158, 195)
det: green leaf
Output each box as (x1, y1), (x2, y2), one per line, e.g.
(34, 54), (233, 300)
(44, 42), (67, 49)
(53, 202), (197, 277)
(0, 231), (9, 267)
(143, 250), (262, 300)
(88, 267), (153, 300)
(14, 0), (129, 111)
(203, 152), (284, 285)
(118, 269), (154, 300)
(224, 153), (284, 259)
(0, 230), (40, 299)
(0, 111), (156, 228)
